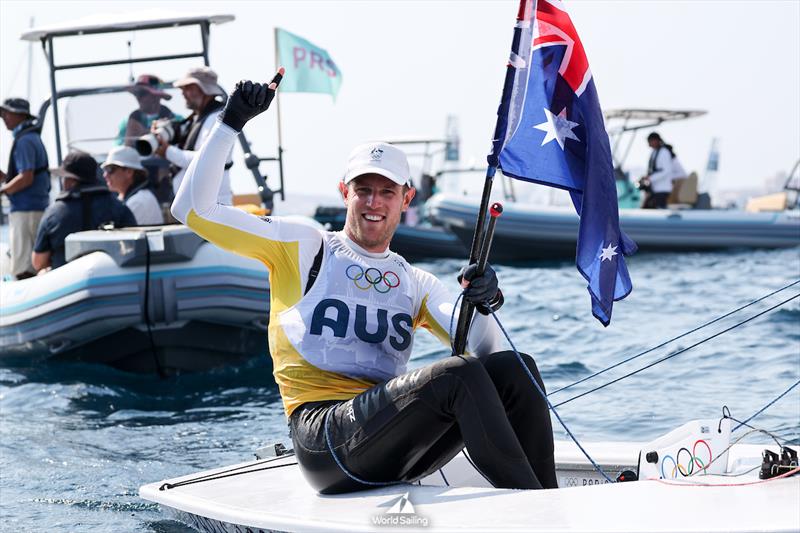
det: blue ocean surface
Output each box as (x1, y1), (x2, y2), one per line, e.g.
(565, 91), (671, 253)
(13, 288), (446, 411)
(1, 246), (798, 531)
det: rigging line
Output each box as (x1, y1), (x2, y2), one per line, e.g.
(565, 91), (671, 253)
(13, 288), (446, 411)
(160, 460), (298, 490)
(159, 453), (296, 489)
(487, 308), (614, 483)
(549, 279), (800, 396)
(734, 378), (800, 432)
(553, 292), (800, 408)
(655, 466), (800, 487)
(4, 50), (27, 96)
(688, 428), (784, 477)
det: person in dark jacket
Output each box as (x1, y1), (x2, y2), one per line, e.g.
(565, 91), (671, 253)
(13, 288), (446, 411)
(0, 97), (50, 279)
(32, 151), (136, 273)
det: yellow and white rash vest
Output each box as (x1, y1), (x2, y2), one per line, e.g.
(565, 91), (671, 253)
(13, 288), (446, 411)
(172, 121), (501, 416)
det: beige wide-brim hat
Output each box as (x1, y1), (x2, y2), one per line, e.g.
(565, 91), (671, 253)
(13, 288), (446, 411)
(101, 146), (145, 171)
(174, 66), (225, 96)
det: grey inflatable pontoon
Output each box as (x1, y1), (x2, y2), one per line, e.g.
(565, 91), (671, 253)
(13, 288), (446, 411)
(428, 194), (800, 262)
(0, 225), (270, 373)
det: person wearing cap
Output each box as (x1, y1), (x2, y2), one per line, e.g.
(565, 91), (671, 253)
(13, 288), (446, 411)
(102, 146), (164, 225)
(116, 74), (180, 146)
(32, 151), (136, 272)
(171, 74), (557, 494)
(154, 66), (233, 205)
(1, 97), (51, 279)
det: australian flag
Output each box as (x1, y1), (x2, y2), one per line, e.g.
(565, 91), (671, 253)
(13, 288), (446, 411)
(489, 0), (636, 326)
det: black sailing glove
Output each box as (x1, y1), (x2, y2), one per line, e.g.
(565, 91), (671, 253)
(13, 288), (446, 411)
(221, 71), (284, 132)
(458, 263), (504, 315)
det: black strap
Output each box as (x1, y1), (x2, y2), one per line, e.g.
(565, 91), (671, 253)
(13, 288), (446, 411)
(647, 148), (660, 174)
(81, 192), (94, 231)
(182, 100), (224, 151)
(122, 180), (149, 203)
(304, 242), (325, 295)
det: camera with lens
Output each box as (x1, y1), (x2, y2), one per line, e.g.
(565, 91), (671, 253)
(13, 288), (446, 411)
(135, 118), (184, 156)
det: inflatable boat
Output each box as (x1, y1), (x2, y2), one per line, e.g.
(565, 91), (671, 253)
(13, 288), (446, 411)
(428, 194), (800, 263)
(1, 224), (270, 373)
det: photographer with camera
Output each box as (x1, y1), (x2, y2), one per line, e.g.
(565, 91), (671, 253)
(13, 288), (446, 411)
(116, 74), (180, 147)
(153, 67), (233, 205)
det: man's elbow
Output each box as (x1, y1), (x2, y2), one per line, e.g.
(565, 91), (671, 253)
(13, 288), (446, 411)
(31, 251), (51, 272)
(17, 171), (35, 191)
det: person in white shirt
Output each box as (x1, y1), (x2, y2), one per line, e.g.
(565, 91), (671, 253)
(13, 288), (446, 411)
(154, 67), (233, 205)
(102, 146), (164, 225)
(640, 132), (682, 209)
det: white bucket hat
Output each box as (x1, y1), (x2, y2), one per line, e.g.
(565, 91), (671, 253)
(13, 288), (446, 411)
(101, 146), (144, 171)
(343, 142), (410, 186)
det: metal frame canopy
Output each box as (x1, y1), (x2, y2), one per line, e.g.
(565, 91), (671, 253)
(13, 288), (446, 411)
(604, 108), (707, 123)
(20, 10), (233, 164)
(603, 108), (708, 171)
(20, 11), (234, 41)
(18, 10), (283, 207)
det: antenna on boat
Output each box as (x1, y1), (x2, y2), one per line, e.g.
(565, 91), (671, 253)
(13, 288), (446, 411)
(26, 17), (35, 100)
(126, 37), (135, 83)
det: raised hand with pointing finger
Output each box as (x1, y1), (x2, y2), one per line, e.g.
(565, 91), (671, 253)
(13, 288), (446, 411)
(220, 67), (285, 132)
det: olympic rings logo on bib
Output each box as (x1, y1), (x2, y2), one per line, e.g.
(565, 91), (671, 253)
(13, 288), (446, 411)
(346, 264), (400, 293)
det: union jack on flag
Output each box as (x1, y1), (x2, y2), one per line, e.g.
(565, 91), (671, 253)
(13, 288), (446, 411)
(488, 0), (636, 326)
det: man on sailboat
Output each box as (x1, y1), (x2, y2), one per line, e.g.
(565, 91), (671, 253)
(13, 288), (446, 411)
(171, 72), (557, 494)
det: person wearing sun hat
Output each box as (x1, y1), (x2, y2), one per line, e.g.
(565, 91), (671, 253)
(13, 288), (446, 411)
(31, 151), (136, 272)
(170, 72), (557, 495)
(0, 97), (50, 279)
(153, 66), (232, 205)
(101, 146), (164, 225)
(116, 73), (180, 146)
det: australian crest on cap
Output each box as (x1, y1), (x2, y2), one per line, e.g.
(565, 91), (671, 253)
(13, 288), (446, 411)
(370, 147), (384, 161)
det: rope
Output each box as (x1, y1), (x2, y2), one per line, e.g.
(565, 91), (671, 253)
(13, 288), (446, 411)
(549, 279), (800, 396)
(323, 406), (400, 487)
(159, 454), (297, 490)
(733, 378), (800, 432)
(687, 427), (783, 477)
(143, 234), (166, 378)
(485, 306), (614, 483)
(553, 292), (800, 408)
(655, 466), (800, 487)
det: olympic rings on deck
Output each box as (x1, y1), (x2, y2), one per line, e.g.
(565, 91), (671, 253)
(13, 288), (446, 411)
(345, 264), (401, 293)
(660, 439), (714, 479)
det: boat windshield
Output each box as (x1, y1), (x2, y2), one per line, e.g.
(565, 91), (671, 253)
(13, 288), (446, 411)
(60, 87), (191, 157)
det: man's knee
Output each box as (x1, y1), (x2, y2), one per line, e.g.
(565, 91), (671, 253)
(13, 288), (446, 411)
(442, 354), (488, 380)
(484, 351), (545, 391)
(431, 355), (493, 395)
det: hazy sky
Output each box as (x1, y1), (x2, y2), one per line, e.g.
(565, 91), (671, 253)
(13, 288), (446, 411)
(1, 0), (799, 202)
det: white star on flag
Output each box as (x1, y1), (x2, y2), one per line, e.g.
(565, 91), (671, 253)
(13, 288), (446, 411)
(534, 107), (580, 150)
(599, 243), (618, 262)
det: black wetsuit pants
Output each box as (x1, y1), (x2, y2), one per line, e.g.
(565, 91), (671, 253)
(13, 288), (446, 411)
(289, 351), (557, 494)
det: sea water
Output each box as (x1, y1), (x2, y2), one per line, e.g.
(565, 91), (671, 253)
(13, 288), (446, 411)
(1, 247), (798, 531)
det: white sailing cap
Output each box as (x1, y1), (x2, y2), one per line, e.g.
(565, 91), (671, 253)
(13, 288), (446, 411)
(101, 146), (144, 171)
(343, 142), (410, 186)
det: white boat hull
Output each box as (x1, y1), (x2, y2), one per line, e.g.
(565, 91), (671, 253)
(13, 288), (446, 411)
(140, 440), (800, 532)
